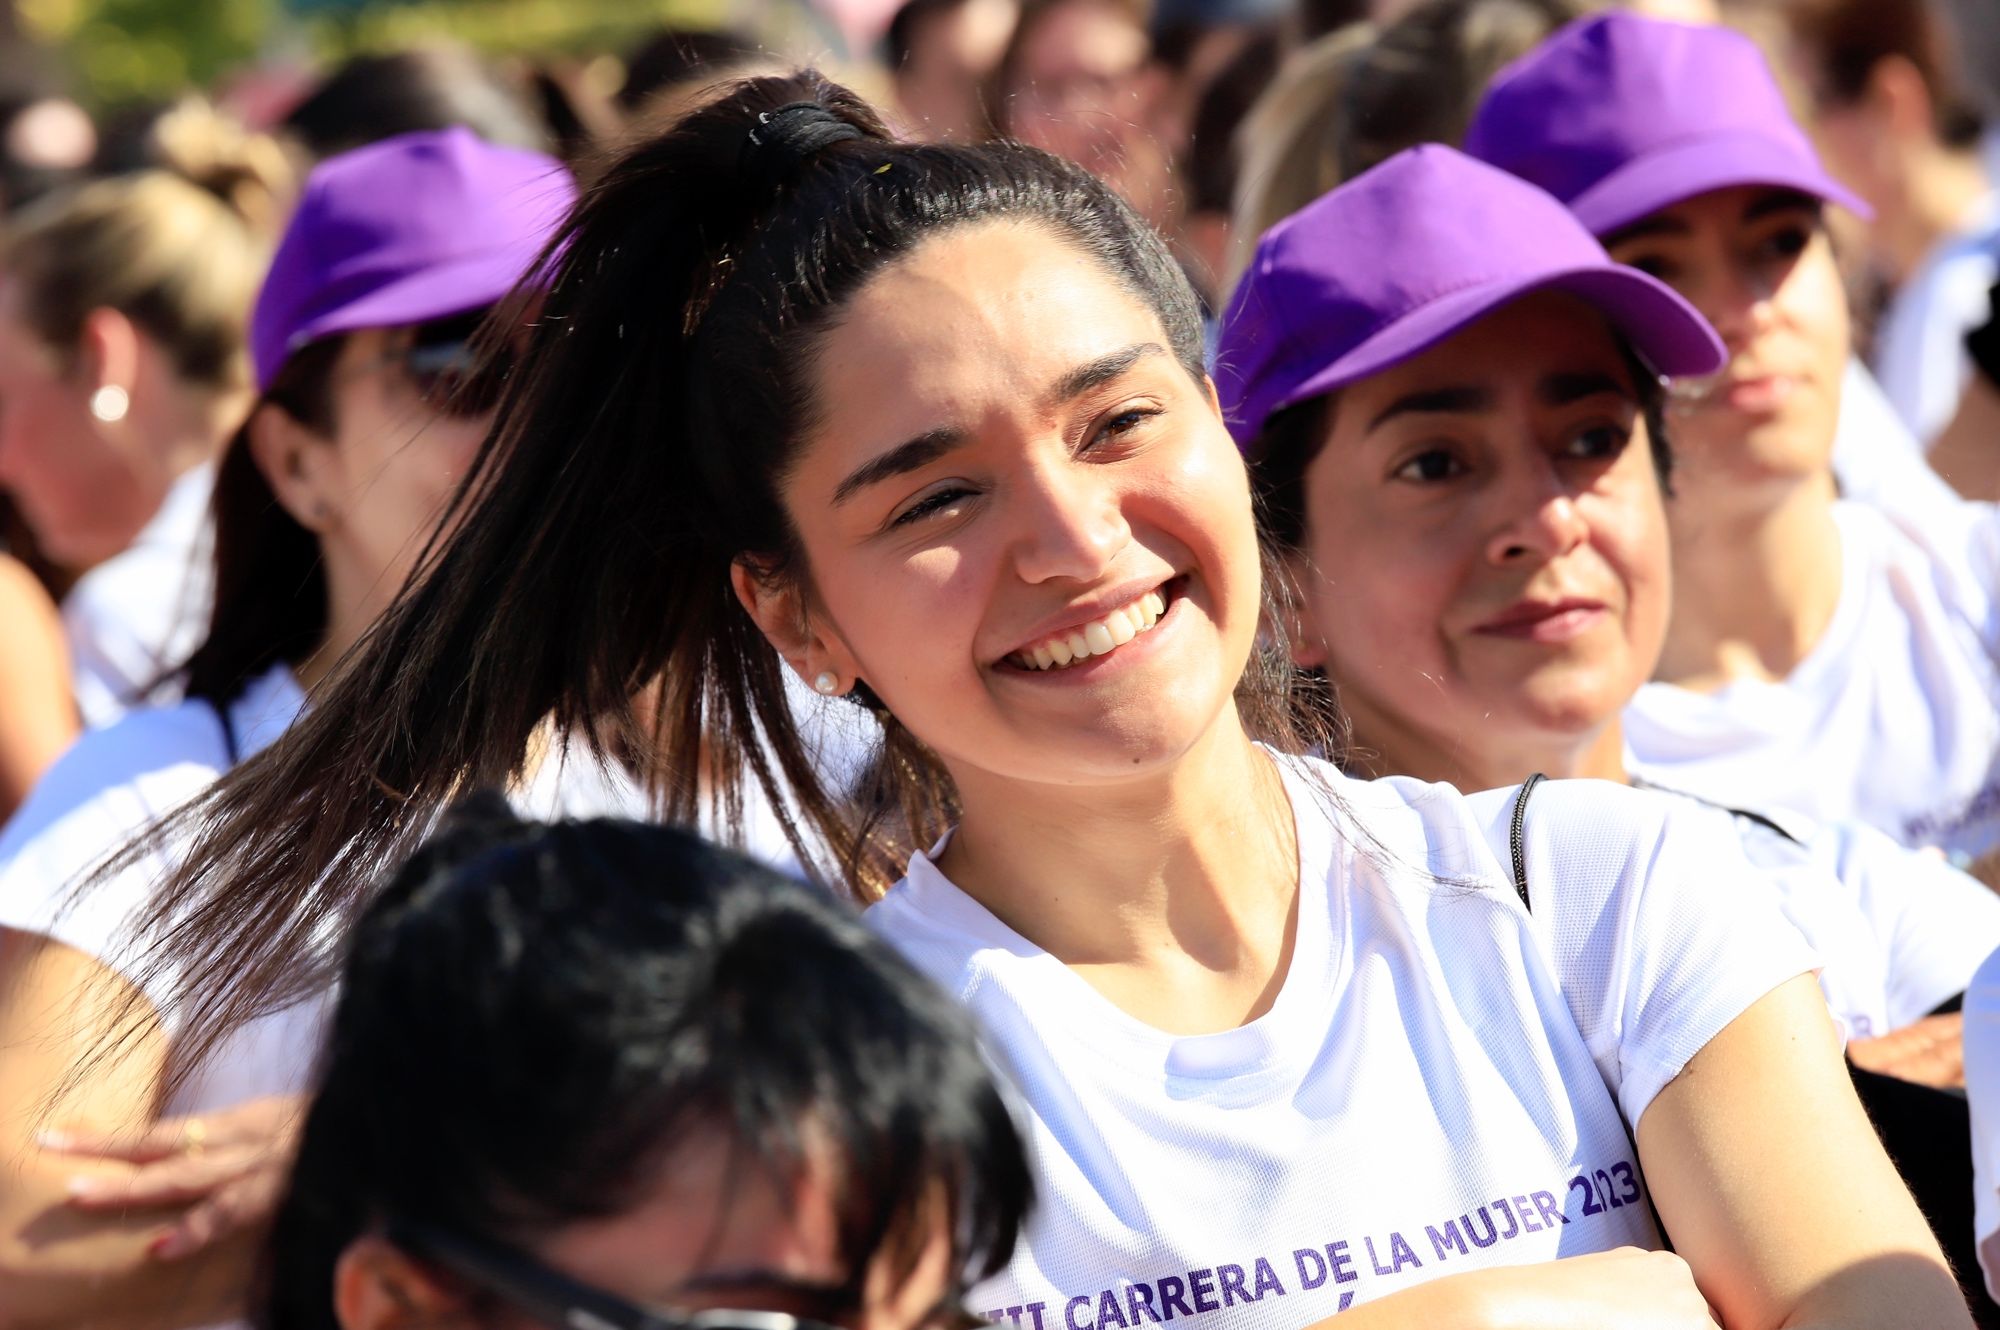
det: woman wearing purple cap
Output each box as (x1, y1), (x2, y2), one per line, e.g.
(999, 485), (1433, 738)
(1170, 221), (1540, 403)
(111, 74), (1968, 1327)
(1226, 142), (2000, 1314)
(0, 129), (575, 1329)
(1465, 12), (2000, 876)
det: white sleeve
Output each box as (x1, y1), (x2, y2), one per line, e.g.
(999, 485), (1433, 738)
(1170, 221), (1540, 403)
(0, 708), (224, 1025)
(1965, 945), (2000, 1302)
(1828, 820), (2000, 1028)
(1515, 782), (1822, 1130)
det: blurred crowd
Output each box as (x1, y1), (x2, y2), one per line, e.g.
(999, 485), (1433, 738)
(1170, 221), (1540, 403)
(3, 0), (2000, 1327)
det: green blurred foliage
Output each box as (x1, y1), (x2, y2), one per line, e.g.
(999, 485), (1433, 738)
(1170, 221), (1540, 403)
(20, 0), (737, 107)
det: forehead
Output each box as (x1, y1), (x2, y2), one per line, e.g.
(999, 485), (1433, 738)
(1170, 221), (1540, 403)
(1337, 292), (1633, 415)
(805, 220), (1172, 442)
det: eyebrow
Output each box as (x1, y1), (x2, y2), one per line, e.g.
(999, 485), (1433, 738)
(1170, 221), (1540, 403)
(831, 424), (967, 506)
(1365, 385), (1495, 432)
(1742, 189), (1820, 224)
(1040, 342), (1167, 411)
(1601, 213), (1690, 248)
(1364, 371), (1630, 433)
(828, 342), (1167, 507)
(1540, 370), (1633, 406)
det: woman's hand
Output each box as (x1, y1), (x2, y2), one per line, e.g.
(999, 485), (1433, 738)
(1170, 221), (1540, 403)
(42, 1094), (306, 1261)
(1848, 1012), (1965, 1089)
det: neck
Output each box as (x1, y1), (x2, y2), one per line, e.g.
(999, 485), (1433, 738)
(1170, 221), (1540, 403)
(1343, 697), (1628, 792)
(1880, 147), (1991, 283)
(291, 556), (396, 696)
(1655, 474), (1843, 691)
(939, 708), (1300, 1034)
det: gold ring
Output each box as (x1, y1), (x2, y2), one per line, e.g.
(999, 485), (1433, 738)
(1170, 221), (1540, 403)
(182, 1119), (207, 1155)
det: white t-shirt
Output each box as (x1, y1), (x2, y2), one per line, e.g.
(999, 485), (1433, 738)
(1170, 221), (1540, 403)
(1962, 942), (2000, 1301)
(62, 463), (216, 729)
(868, 759), (1816, 1324)
(1627, 499), (2000, 861)
(1642, 785), (2000, 1039)
(1874, 194), (2000, 447)
(1832, 358), (1968, 533)
(0, 663), (320, 1116)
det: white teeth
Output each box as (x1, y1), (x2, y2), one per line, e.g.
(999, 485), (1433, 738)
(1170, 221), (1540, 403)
(1011, 586), (1174, 672)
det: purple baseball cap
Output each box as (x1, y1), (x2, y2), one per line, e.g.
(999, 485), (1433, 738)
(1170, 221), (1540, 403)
(250, 127), (575, 389)
(1215, 145), (1725, 450)
(1463, 12), (1868, 237)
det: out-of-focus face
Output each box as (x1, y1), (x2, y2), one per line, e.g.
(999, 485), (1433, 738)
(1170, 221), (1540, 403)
(311, 323), (493, 598)
(0, 284), (159, 569)
(896, 0), (1020, 141)
(1287, 293), (1671, 783)
(337, 1130), (960, 1330)
(766, 220), (1262, 802)
(1603, 186), (1848, 521)
(1000, 1), (1172, 224)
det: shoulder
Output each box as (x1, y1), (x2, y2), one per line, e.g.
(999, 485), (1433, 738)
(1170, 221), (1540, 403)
(0, 698), (227, 878)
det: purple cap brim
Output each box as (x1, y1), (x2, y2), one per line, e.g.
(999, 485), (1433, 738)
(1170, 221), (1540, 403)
(1233, 265), (1724, 447)
(1568, 129), (1872, 236)
(277, 247), (542, 367)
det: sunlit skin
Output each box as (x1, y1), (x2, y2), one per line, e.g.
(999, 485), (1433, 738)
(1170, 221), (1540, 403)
(1288, 293), (1669, 794)
(736, 220), (1297, 1036)
(1603, 186), (1848, 691)
(334, 1131), (958, 1330)
(730, 219), (1967, 1330)
(0, 282), (235, 570)
(250, 325), (491, 691)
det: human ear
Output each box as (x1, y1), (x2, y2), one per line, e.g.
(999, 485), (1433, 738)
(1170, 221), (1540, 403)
(1866, 55), (1934, 143)
(332, 1235), (475, 1330)
(1277, 551), (1329, 670)
(76, 307), (139, 404)
(729, 560), (862, 692)
(246, 401), (340, 533)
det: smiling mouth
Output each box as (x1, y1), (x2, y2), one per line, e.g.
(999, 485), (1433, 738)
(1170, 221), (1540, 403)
(1006, 585), (1171, 672)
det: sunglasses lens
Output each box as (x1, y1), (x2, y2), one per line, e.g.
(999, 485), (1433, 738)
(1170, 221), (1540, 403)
(406, 341), (511, 418)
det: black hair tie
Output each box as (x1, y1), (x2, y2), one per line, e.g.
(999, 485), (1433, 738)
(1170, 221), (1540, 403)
(740, 102), (864, 191)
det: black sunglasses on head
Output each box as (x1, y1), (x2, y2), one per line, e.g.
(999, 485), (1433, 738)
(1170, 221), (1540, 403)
(388, 1218), (889, 1330)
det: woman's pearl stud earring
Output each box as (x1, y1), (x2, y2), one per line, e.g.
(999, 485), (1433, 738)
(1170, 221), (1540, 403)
(813, 671), (840, 696)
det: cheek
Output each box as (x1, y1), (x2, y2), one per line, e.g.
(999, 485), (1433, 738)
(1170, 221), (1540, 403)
(1301, 501), (1460, 678)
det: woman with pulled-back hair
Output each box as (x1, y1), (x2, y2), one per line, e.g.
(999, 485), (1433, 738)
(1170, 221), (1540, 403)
(132, 73), (1963, 1327)
(0, 101), (290, 726)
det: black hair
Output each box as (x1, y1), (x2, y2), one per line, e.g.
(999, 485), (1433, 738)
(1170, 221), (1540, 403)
(255, 797), (1032, 1330)
(619, 28), (763, 111)
(115, 70), (1332, 1079)
(1249, 336), (1673, 553)
(178, 337), (343, 710)
(282, 47), (554, 160)
(1185, 29), (1283, 217)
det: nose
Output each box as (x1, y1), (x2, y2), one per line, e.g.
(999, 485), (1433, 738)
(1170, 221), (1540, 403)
(1009, 458), (1131, 586)
(1484, 462), (1588, 567)
(1688, 258), (1779, 355)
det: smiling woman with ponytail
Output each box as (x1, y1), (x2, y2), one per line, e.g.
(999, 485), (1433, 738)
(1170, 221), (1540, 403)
(128, 71), (1969, 1330)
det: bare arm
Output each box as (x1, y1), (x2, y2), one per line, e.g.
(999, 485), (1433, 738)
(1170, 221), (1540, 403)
(0, 557), (75, 823)
(0, 928), (263, 1330)
(1638, 974), (1968, 1330)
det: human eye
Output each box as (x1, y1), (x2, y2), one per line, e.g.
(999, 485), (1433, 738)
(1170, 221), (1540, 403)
(1562, 422), (1631, 461)
(889, 484), (977, 528)
(1390, 447), (1467, 484)
(1753, 224), (1811, 265)
(1085, 403), (1164, 452)
(1616, 251), (1677, 283)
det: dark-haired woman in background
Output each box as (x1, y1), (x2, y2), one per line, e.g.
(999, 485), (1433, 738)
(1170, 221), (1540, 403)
(263, 800), (1031, 1330)
(0, 128), (573, 1330)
